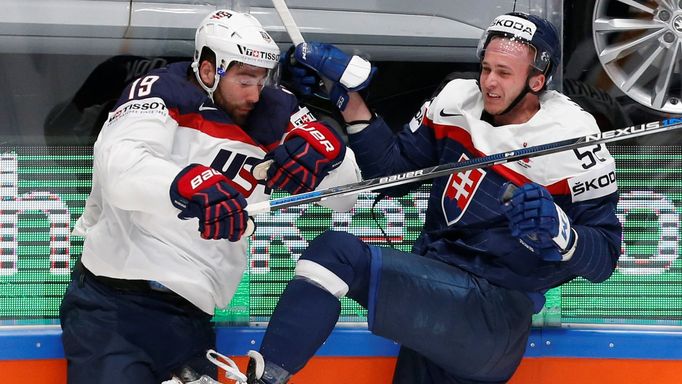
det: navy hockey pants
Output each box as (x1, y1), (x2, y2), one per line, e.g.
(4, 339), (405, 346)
(59, 264), (216, 384)
(370, 246), (534, 383)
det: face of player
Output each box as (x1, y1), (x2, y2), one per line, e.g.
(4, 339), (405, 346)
(479, 37), (545, 120)
(213, 63), (268, 126)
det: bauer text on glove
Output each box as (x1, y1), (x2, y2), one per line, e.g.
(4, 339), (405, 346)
(170, 164), (250, 241)
(263, 123), (346, 195)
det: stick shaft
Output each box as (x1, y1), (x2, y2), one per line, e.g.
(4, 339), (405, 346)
(271, 0), (305, 45)
(270, 0), (334, 93)
(247, 118), (682, 214)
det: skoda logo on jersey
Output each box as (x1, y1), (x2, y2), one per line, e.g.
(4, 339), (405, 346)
(441, 153), (486, 225)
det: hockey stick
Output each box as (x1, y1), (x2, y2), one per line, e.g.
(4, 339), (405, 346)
(270, 0), (335, 95)
(272, 0), (305, 45)
(253, 0), (306, 180)
(254, 0), (333, 180)
(246, 118), (682, 214)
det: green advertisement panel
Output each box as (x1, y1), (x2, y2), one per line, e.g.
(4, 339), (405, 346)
(1, 145), (681, 327)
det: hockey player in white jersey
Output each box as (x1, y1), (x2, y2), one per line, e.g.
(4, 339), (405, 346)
(58, 9), (361, 384)
(246, 12), (621, 384)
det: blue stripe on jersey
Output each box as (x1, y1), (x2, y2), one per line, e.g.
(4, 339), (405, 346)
(115, 61), (300, 149)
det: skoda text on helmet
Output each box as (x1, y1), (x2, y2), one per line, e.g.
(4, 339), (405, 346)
(192, 10), (281, 100)
(477, 12), (561, 83)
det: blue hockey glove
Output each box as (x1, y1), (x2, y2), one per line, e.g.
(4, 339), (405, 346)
(292, 42), (376, 110)
(280, 47), (321, 97)
(264, 123), (346, 194)
(500, 182), (577, 261)
(170, 164), (249, 241)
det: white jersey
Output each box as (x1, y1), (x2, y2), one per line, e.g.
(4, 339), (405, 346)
(353, 78), (621, 291)
(412, 78), (616, 199)
(73, 62), (360, 314)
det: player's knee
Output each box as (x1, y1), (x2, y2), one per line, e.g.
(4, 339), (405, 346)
(296, 230), (371, 298)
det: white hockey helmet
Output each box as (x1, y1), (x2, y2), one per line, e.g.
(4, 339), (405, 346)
(192, 10), (281, 98)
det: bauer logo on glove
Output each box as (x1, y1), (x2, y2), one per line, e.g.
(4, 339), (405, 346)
(170, 164), (251, 241)
(261, 122), (346, 195)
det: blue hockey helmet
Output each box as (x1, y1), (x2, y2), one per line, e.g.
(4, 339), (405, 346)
(477, 12), (561, 80)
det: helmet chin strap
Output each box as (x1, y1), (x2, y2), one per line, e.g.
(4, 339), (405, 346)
(191, 61), (221, 102)
(493, 69), (544, 117)
(497, 82), (531, 116)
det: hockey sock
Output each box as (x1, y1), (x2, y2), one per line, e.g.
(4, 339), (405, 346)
(259, 278), (341, 375)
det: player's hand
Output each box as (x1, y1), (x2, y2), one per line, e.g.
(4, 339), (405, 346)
(170, 164), (250, 241)
(500, 182), (577, 261)
(263, 123), (346, 194)
(280, 46), (321, 97)
(291, 42), (376, 110)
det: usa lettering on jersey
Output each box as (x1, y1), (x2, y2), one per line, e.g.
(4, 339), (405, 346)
(441, 153), (486, 224)
(211, 149), (264, 197)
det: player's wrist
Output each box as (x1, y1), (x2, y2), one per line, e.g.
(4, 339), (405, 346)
(343, 98), (376, 134)
(346, 114), (377, 135)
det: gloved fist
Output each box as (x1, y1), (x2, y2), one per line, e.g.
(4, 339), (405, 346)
(500, 182), (577, 261)
(264, 123), (346, 194)
(280, 46), (321, 97)
(170, 164), (250, 241)
(292, 42), (376, 110)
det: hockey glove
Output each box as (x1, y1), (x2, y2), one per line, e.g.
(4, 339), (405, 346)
(170, 164), (250, 241)
(264, 123), (346, 194)
(292, 42), (376, 110)
(500, 182), (577, 262)
(280, 47), (321, 97)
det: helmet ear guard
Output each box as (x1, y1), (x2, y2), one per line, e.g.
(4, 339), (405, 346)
(477, 12), (561, 85)
(192, 10), (281, 100)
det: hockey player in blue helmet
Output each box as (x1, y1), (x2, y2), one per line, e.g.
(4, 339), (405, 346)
(246, 11), (620, 384)
(476, 12), (562, 115)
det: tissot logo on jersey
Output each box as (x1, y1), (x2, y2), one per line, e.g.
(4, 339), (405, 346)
(107, 99), (167, 124)
(236, 44), (280, 62)
(442, 153), (486, 224)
